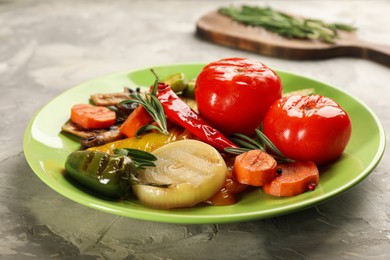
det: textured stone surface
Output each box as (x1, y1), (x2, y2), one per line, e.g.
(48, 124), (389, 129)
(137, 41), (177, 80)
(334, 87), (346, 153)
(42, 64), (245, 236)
(1, 0), (389, 259)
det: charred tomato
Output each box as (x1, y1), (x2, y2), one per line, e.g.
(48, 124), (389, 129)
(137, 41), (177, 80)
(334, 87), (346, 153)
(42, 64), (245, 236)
(263, 95), (352, 165)
(195, 57), (282, 136)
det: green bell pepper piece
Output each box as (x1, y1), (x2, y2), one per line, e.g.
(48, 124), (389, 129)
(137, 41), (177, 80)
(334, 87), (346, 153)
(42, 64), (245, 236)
(65, 150), (137, 198)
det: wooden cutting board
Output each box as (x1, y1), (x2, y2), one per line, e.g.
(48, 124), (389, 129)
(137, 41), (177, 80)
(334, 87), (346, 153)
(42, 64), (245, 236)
(196, 11), (390, 67)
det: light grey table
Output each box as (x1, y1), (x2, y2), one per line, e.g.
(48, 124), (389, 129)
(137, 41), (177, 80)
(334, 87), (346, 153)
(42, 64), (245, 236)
(1, 0), (389, 259)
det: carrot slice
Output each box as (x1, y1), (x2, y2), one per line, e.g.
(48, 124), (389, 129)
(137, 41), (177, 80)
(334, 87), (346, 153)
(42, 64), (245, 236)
(262, 161), (319, 197)
(71, 104), (116, 130)
(206, 159), (249, 206)
(233, 150), (277, 186)
(119, 105), (153, 138)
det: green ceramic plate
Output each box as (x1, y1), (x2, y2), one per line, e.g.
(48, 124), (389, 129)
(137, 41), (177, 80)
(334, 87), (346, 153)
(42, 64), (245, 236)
(23, 63), (385, 224)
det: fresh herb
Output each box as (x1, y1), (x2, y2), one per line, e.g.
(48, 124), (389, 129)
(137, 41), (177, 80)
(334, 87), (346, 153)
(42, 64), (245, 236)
(120, 69), (168, 137)
(114, 148), (171, 188)
(219, 5), (356, 43)
(225, 129), (294, 163)
(113, 148), (157, 169)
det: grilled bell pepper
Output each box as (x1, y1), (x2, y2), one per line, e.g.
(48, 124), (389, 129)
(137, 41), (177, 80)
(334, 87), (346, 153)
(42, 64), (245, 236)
(88, 126), (192, 154)
(156, 83), (238, 151)
(65, 150), (137, 198)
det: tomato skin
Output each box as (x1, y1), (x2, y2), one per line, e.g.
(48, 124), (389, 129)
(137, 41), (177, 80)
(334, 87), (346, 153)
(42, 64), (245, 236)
(195, 57), (282, 136)
(263, 95), (352, 165)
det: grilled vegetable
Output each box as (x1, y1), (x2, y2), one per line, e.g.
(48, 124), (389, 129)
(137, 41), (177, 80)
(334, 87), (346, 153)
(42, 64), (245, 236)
(162, 72), (187, 93)
(65, 150), (137, 198)
(70, 104), (116, 130)
(233, 150), (277, 186)
(61, 122), (123, 148)
(205, 157), (248, 206)
(156, 83), (238, 151)
(90, 91), (131, 106)
(88, 127), (192, 154)
(112, 102), (139, 124)
(119, 105), (154, 138)
(65, 150), (167, 198)
(262, 161), (319, 197)
(132, 140), (227, 209)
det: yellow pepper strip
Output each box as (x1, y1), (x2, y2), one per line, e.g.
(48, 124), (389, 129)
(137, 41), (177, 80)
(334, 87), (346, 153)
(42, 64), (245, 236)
(88, 127), (193, 154)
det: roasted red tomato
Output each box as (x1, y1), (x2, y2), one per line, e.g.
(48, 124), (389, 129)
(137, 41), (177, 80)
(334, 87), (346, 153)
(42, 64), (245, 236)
(263, 95), (352, 165)
(195, 57), (282, 136)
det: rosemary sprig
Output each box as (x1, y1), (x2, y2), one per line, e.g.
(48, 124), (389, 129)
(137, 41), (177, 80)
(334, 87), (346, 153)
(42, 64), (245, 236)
(120, 69), (168, 138)
(225, 129), (294, 163)
(113, 148), (157, 169)
(114, 148), (171, 188)
(219, 5), (356, 43)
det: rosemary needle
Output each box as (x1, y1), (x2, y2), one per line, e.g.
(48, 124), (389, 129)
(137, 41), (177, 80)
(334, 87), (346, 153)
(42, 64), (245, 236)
(225, 129), (294, 164)
(219, 5), (356, 43)
(113, 148), (157, 169)
(120, 70), (169, 138)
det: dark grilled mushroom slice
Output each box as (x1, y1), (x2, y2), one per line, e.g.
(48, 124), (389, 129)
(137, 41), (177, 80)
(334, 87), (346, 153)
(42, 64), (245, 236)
(61, 122), (123, 148)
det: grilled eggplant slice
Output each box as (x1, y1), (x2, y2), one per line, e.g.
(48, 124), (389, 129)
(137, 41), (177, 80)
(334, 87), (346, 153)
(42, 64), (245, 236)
(61, 122), (123, 148)
(90, 92), (131, 106)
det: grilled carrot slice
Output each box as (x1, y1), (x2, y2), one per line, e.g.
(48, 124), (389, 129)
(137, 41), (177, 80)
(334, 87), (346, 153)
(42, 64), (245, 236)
(71, 104), (115, 130)
(233, 150), (277, 186)
(119, 105), (153, 138)
(262, 161), (319, 197)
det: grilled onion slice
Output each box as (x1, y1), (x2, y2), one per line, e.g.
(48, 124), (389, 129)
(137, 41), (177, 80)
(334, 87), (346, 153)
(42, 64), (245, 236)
(133, 140), (227, 209)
